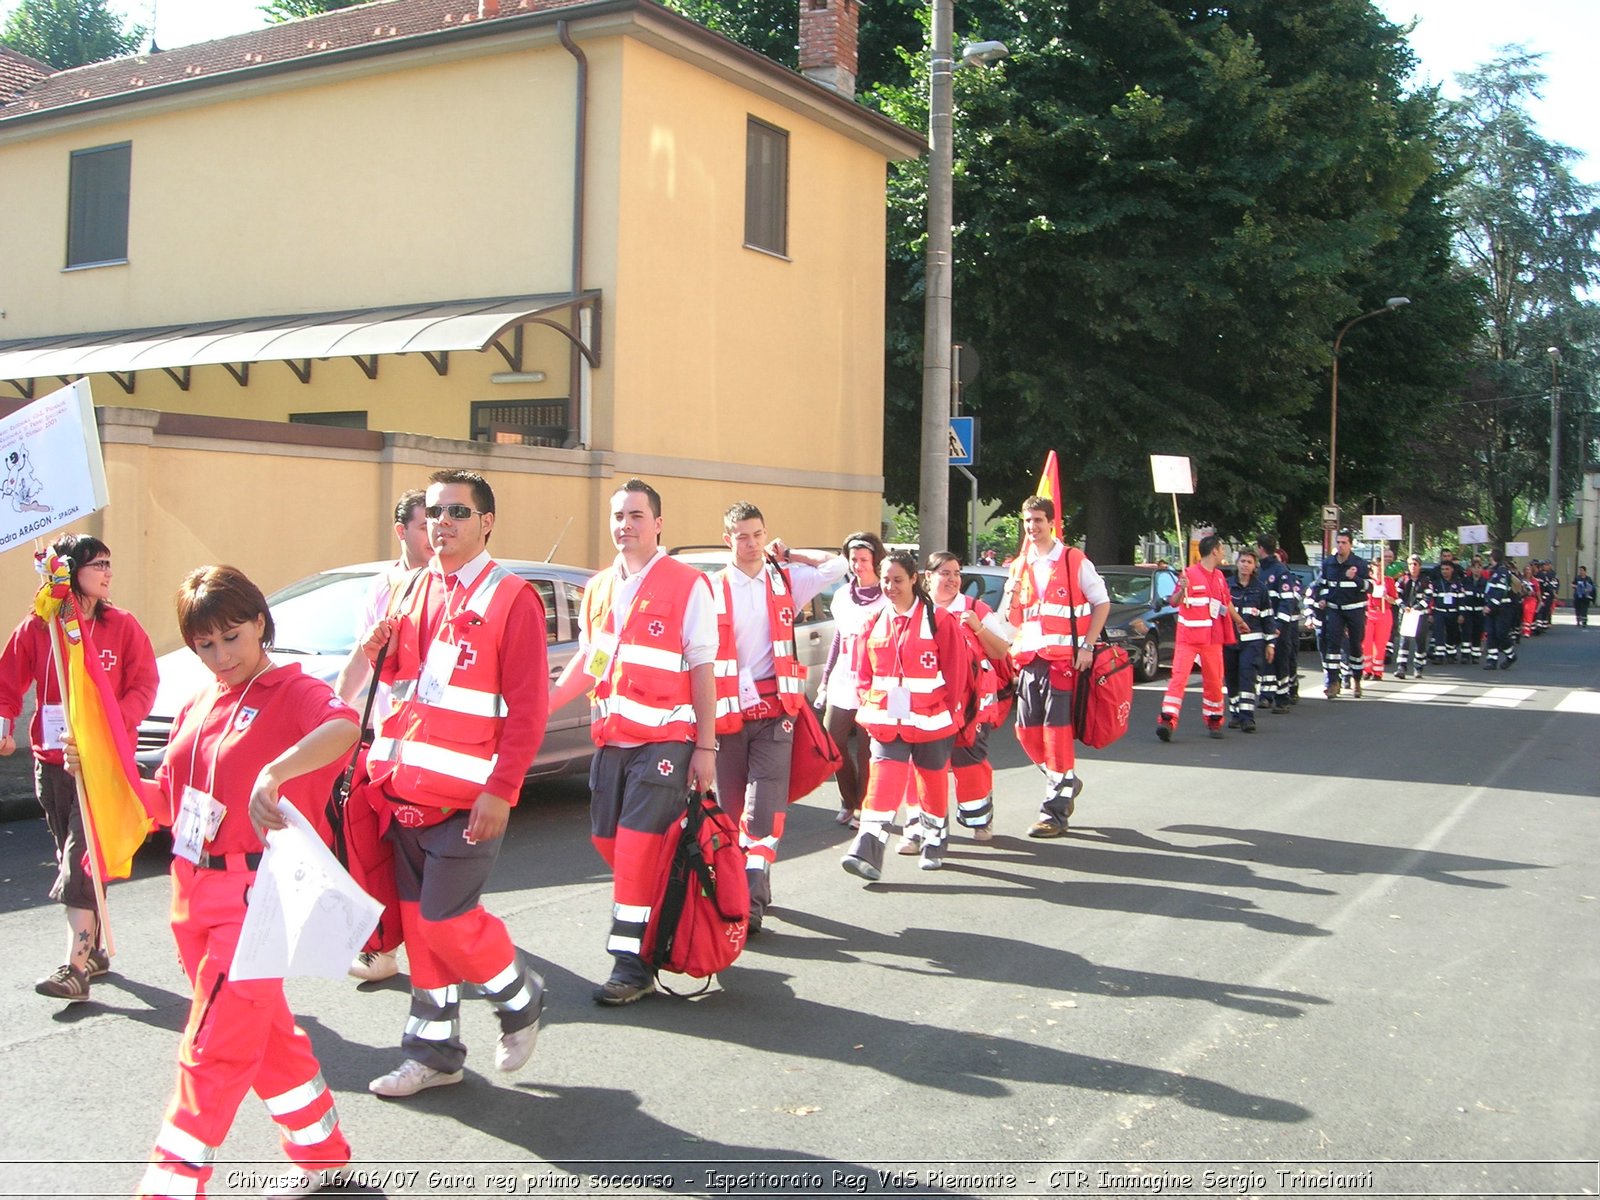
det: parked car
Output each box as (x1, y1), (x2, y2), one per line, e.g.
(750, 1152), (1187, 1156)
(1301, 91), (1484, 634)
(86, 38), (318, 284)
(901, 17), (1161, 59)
(135, 560), (595, 783)
(666, 546), (841, 701)
(960, 562), (1181, 682)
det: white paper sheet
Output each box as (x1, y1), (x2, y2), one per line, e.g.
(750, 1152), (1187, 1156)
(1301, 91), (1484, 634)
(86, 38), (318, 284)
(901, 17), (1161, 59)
(231, 802), (382, 981)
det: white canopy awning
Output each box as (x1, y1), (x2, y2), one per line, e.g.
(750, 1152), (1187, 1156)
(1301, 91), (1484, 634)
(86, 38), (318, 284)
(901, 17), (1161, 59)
(0, 293), (600, 396)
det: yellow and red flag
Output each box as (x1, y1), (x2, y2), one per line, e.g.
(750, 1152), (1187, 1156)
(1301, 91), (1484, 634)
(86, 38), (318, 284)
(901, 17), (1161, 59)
(33, 555), (153, 880)
(1035, 450), (1064, 542)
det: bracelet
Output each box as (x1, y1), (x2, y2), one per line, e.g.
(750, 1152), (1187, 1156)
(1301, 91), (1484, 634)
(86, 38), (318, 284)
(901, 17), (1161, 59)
(694, 743), (717, 751)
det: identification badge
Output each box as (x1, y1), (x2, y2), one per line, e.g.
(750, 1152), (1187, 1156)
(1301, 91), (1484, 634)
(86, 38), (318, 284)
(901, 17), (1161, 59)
(585, 632), (619, 681)
(416, 638), (462, 706)
(40, 703), (66, 751)
(173, 785), (226, 865)
(886, 684), (913, 720)
(738, 668), (761, 711)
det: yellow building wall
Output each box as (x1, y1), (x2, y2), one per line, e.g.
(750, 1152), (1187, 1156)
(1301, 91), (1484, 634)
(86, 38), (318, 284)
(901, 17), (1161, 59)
(604, 40), (886, 535)
(0, 42), (582, 338)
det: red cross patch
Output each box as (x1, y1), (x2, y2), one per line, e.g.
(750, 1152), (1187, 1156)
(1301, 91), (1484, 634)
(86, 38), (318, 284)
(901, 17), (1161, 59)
(648, 619), (666, 638)
(457, 641), (477, 669)
(781, 718), (794, 735)
(657, 757), (675, 777)
(778, 606), (794, 627)
(233, 706), (259, 733)
(920, 651), (938, 670)
(99, 648), (118, 671)
(1055, 586), (1069, 598)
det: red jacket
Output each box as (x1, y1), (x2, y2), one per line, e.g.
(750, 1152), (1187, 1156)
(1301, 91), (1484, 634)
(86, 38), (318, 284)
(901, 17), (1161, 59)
(1174, 563), (1234, 646)
(855, 601), (970, 743)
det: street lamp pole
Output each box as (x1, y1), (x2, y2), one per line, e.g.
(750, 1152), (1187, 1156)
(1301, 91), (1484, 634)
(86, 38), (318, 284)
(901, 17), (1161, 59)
(916, 5), (1006, 555)
(916, 0), (955, 556)
(1548, 346), (1561, 571)
(1327, 296), (1410, 553)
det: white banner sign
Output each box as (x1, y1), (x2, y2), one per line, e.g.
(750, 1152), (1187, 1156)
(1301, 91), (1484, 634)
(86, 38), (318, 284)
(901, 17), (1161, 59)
(231, 803), (382, 981)
(1505, 541), (1530, 558)
(1458, 524), (1490, 545)
(1362, 514), (1402, 540)
(1150, 455), (1194, 495)
(0, 379), (109, 554)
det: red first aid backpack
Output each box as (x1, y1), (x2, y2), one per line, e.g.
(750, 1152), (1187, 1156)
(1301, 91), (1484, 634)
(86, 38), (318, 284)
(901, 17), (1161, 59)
(1072, 643), (1134, 749)
(644, 789), (749, 993)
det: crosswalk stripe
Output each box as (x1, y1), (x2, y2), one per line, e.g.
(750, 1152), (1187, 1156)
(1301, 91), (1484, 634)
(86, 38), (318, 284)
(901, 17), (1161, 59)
(1555, 691), (1600, 714)
(1383, 684), (1458, 703)
(1469, 687), (1538, 708)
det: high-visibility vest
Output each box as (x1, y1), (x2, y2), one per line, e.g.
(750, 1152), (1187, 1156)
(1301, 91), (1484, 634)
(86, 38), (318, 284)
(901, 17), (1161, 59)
(1006, 546), (1095, 664)
(368, 564), (523, 806)
(942, 593), (1002, 725)
(583, 557), (706, 746)
(711, 562), (805, 733)
(856, 602), (957, 743)
(1175, 563), (1229, 646)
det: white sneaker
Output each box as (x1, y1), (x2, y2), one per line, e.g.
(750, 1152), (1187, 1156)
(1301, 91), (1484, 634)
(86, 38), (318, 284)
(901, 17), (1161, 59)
(349, 950), (399, 983)
(495, 1017), (541, 1073)
(972, 825), (994, 842)
(369, 1059), (463, 1098)
(262, 1166), (332, 1199)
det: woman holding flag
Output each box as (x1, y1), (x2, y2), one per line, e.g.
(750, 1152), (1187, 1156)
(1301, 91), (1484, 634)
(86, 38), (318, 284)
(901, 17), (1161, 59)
(0, 532), (157, 1002)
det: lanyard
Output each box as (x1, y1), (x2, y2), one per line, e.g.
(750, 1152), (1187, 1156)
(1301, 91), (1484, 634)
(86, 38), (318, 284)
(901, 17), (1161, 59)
(885, 602), (921, 679)
(424, 571), (466, 648)
(186, 663), (271, 800)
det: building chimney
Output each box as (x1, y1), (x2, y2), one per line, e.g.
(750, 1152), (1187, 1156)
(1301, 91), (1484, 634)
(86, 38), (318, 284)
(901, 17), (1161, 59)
(479, 0), (500, 18)
(798, 0), (858, 96)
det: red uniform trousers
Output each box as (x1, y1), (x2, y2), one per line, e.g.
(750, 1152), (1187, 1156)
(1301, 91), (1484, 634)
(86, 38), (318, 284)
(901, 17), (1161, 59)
(138, 861), (348, 1200)
(1362, 610), (1394, 677)
(1521, 592), (1537, 637)
(859, 735), (953, 848)
(1013, 657), (1076, 774)
(1161, 642), (1225, 730)
(589, 740), (693, 981)
(952, 724), (994, 829)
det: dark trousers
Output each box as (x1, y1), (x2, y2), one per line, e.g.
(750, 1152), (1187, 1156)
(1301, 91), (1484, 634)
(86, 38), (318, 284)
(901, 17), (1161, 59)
(1322, 607), (1365, 683)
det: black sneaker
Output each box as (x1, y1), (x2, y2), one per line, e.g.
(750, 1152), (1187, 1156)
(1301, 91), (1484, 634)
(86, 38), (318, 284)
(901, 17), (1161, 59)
(1156, 719), (1173, 743)
(593, 975), (657, 1006)
(1206, 722), (1225, 739)
(35, 964), (89, 1003)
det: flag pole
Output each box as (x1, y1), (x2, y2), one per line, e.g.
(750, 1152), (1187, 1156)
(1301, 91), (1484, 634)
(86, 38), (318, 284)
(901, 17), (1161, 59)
(47, 611), (115, 961)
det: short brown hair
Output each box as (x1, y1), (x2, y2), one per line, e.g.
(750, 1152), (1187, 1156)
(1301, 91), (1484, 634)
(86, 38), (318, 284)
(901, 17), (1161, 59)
(175, 565), (273, 648)
(1022, 495), (1055, 521)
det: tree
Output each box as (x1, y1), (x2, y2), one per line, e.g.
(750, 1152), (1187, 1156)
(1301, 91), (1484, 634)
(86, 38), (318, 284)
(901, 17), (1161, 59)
(874, 0), (1444, 560)
(1, 0), (142, 69)
(261, 0), (365, 23)
(1409, 49), (1600, 546)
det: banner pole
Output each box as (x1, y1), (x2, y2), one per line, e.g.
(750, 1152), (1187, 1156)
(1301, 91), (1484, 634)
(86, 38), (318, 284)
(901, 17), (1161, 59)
(48, 613), (114, 961)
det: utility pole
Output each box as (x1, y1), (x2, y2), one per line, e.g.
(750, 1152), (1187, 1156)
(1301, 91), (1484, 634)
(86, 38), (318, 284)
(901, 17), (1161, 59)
(1548, 347), (1561, 571)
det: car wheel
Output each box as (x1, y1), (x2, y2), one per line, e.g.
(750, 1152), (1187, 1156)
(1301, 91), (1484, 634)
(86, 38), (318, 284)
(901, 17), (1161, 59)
(1134, 634), (1160, 682)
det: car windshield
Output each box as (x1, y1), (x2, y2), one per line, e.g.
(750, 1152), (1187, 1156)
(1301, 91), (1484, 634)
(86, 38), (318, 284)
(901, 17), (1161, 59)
(265, 570), (379, 654)
(1099, 572), (1158, 606)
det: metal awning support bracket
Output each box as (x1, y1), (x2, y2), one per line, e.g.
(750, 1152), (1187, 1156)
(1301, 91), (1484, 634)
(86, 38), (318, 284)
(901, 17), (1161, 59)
(162, 365), (191, 391)
(109, 371), (136, 395)
(288, 359), (313, 384)
(423, 350), (450, 376)
(354, 355), (379, 381)
(222, 362), (250, 387)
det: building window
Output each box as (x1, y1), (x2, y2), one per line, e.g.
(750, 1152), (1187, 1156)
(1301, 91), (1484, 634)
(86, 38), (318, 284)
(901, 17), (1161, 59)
(745, 118), (788, 256)
(66, 142), (131, 268)
(290, 410), (368, 429)
(470, 399), (568, 447)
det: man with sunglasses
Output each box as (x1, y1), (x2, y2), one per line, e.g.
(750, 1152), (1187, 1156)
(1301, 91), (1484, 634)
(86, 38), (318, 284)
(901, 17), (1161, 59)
(361, 469), (551, 1099)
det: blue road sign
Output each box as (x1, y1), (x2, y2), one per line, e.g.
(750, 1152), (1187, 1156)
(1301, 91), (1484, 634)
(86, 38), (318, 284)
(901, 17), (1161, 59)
(948, 416), (977, 467)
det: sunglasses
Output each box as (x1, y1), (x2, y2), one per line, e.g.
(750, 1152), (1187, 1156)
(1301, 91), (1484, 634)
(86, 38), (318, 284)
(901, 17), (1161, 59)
(84, 559), (112, 570)
(425, 504), (482, 521)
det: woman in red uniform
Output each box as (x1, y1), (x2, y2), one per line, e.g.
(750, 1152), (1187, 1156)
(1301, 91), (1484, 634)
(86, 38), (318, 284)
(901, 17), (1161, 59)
(1361, 562), (1398, 680)
(927, 551), (1012, 844)
(840, 551), (969, 879)
(72, 566), (360, 1200)
(0, 532), (157, 1002)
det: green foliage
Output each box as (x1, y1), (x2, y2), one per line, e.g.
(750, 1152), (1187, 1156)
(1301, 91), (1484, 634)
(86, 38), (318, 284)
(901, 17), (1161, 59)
(1, 0), (142, 68)
(261, 0), (365, 23)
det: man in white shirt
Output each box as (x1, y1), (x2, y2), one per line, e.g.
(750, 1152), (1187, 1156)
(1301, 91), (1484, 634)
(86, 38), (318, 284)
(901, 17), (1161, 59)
(550, 479), (719, 1005)
(714, 502), (846, 933)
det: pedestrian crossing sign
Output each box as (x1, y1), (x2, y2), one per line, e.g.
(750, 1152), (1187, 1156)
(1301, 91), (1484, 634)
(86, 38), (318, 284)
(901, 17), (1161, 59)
(949, 416), (977, 466)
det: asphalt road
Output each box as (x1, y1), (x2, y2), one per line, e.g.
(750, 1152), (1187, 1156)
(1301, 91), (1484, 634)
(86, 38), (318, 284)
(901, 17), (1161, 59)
(1, 619), (1595, 1199)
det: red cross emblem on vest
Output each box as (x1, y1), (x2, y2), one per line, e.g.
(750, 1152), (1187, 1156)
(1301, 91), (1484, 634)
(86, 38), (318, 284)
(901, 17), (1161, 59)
(1055, 586), (1069, 598)
(778, 606), (793, 627)
(657, 757), (675, 777)
(457, 642), (477, 669)
(648, 619), (665, 638)
(99, 648), (118, 671)
(920, 651), (938, 671)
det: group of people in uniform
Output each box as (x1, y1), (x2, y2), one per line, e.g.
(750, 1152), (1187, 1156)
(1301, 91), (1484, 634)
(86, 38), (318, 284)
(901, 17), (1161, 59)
(4, 479), (1579, 1198)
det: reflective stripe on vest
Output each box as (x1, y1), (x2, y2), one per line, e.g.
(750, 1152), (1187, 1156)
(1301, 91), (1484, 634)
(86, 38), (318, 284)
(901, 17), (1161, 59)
(712, 563), (805, 733)
(584, 559), (704, 746)
(370, 736), (495, 786)
(857, 603), (956, 741)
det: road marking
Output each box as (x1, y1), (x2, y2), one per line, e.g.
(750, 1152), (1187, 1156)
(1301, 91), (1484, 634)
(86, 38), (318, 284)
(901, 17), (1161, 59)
(1555, 691), (1600, 714)
(1382, 683), (1458, 703)
(1469, 687), (1538, 708)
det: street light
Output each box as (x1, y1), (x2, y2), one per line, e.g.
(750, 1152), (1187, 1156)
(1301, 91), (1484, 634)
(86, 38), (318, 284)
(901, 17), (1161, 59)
(1327, 296), (1410, 552)
(916, 4), (1008, 554)
(1548, 346), (1561, 570)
